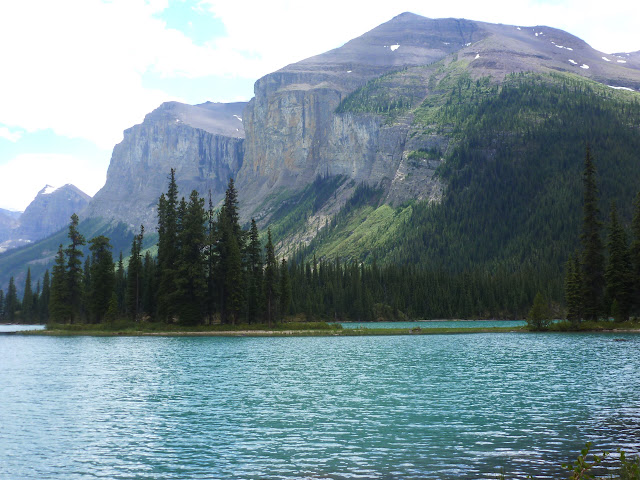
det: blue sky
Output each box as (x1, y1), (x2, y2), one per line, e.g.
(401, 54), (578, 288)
(0, 0), (638, 211)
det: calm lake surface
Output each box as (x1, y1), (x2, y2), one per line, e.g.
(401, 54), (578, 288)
(1, 332), (639, 479)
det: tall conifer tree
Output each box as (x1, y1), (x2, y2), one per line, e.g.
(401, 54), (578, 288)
(246, 219), (263, 323)
(4, 277), (19, 322)
(39, 270), (50, 323)
(22, 268), (33, 322)
(126, 226), (144, 320)
(263, 228), (279, 327)
(629, 191), (640, 314)
(88, 235), (115, 323)
(580, 146), (604, 321)
(175, 191), (207, 325)
(605, 202), (631, 321)
(157, 169), (179, 321)
(65, 213), (86, 323)
(280, 258), (291, 320)
(49, 245), (70, 323)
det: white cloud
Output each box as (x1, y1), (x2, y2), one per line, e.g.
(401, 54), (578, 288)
(0, 126), (22, 142)
(0, 153), (109, 211)
(0, 0), (638, 155)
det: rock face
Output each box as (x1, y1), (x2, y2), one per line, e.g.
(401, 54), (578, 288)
(84, 12), (640, 229)
(0, 209), (20, 243)
(85, 101), (246, 229)
(0, 185), (91, 252)
(237, 12), (640, 217)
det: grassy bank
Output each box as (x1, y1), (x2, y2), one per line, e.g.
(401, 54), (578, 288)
(21, 320), (530, 337)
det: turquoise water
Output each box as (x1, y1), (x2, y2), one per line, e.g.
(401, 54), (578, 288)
(340, 320), (526, 329)
(1, 333), (639, 479)
(0, 324), (46, 332)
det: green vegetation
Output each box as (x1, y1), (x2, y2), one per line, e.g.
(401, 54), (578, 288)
(336, 67), (427, 120)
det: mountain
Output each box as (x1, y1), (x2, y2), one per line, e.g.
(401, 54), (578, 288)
(0, 208), (20, 243)
(3, 12), (640, 305)
(0, 185), (91, 254)
(85, 101), (246, 228)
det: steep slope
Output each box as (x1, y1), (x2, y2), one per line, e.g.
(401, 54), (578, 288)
(238, 12), (640, 223)
(0, 185), (91, 253)
(15, 185), (90, 240)
(85, 101), (246, 229)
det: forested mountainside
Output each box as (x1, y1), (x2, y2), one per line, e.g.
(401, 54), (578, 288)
(2, 12), (640, 314)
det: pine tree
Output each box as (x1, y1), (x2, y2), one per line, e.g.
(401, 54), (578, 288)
(280, 258), (291, 320)
(4, 277), (19, 322)
(126, 226), (144, 320)
(39, 270), (50, 323)
(205, 191), (217, 324)
(175, 191), (207, 325)
(605, 202), (631, 322)
(217, 209), (244, 324)
(564, 254), (582, 325)
(88, 235), (115, 323)
(65, 213), (86, 323)
(22, 268), (33, 322)
(263, 228), (279, 327)
(246, 219), (263, 323)
(115, 252), (126, 316)
(629, 191), (640, 314)
(141, 252), (157, 319)
(49, 244), (71, 323)
(580, 146), (605, 321)
(157, 169), (179, 321)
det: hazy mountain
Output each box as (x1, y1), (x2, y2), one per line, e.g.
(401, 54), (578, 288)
(0, 185), (90, 253)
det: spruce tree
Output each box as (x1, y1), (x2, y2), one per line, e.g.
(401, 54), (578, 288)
(126, 226), (144, 320)
(605, 202), (631, 321)
(49, 245), (70, 323)
(629, 191), (640, 314)
(39, 270), (50, 323)
(22, 268), (33, 322)
(141, 252), (157, 319)
(263, 228), (279, 327)
(88, 235), (115, 323)
(115, 252), (126, 315)
(157, 169), (179, 321)
(65, 213), (86, 323)
(280, 258), (291, 320)
(4, 277), (19, 322)
(246, 219), (263, 323)
(204, 192), (220, 323)
(175, 191), (207, 325)
(564, 254), (582, 325)
(580, 146), (605, 321)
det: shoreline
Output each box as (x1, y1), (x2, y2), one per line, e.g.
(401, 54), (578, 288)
(14, 326), (640, 337)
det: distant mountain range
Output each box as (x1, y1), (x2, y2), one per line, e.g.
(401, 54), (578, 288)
(2, 12), (640, 299)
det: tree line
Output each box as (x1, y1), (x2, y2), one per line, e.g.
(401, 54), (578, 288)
(4, 145), (640, 325)
(564, 146), (640, 325)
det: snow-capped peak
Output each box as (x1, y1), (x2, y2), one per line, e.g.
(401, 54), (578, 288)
(40, 185), (59, 195)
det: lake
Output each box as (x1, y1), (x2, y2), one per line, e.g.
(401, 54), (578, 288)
(1, 332), (639, 479)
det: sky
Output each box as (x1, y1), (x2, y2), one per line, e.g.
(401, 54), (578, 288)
(0, 0), (638, 211)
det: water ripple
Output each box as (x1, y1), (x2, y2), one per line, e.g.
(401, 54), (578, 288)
(1, 333), (639, 479)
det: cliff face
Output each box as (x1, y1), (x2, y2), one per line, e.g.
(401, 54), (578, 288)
(237, 12), (640, 219)
(238, 14), (486, 214)
(86, 101), (246, 229)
